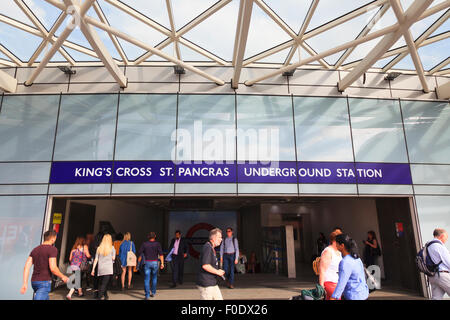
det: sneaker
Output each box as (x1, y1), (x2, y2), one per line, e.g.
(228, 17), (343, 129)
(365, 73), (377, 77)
(65, 295), (72, 301)
(229, 284), (234, 289)
(150, 293), (154, 298)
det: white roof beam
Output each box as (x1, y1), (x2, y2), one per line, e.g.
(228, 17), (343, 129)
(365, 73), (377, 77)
(67, 0), (127, 87)
(93, 1), (129, 64)
(232, 0), (253, 88)
(137, 0), (231, 64)
(335, 3), (391, 68)
(0, 67), (18, 93)
(165, 0), (181, 60)
(390, 0), (429, 92)
(25, 0), (96, 86)
(436, 80), (450, 99)
(245, 22), (398, 86)
(284, 0), (320, 67)
(383, 8), (450, 72)
(254, 0), (329, 69)
(338, 0), (434, 92)
(84, 15), (225, 85)
(0, 44), (23, 66)
(430, 57), (450, 74)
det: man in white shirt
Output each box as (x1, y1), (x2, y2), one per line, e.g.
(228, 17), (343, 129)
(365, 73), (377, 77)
(427, 228), (450, 300)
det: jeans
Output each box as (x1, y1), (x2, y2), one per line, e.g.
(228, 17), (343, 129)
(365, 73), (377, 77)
(144, 261), (159, 297)
(31, 281), (52, 300)
(98, 275), (112, 299)
(223, 253), (235, 285)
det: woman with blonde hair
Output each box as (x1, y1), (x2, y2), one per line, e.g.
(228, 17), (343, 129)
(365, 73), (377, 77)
(66, 236), (91, 300)
(91, 234), (115, 300)
(119, 232), (136, 290)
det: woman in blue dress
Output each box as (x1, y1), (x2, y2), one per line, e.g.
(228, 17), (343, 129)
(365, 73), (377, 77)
(119, 232), (136, 290)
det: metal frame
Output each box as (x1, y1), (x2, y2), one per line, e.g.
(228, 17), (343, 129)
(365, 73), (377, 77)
(0, 0), (448, 92)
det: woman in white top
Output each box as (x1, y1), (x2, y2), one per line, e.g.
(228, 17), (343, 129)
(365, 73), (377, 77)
(319, 230), (343, 300)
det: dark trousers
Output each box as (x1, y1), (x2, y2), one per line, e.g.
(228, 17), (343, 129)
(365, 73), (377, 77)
(223, 253), (235, 285)
(98, 275), (112, 299)
(171, 254), (185, 285)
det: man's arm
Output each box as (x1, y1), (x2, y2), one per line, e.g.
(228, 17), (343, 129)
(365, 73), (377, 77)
(202, 264), (225, 277)
(49, 258), (69, 283)
(20, 257), (33, 294)
(437, 244), (450, 270)
(318, 250), (332, 287)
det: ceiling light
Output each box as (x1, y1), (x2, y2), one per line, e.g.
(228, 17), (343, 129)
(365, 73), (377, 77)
(384, 72), (401, 81)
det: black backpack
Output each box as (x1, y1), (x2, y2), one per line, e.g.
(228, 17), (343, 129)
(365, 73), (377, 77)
(416, 240), (442, 277)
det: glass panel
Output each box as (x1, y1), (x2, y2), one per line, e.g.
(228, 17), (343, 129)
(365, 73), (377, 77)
(238, 183), (297, 194)
(48, 184), (111, 195)
(115, 94), (177, 160)
(53, 94), (118, 161)
(294, 97), (353, 161)
(414, 186), (450, 195)
(358, 184), (413, 195)
(0, 162), (50, 184)
(177, 95), (235, 162)
(401, 100), (450, 164)
(299, 184), (357, 195)
(411, 164), (450, 185)
(349, 98), (408, 163)
(0, 95), (59, 161)
(175, 183), (236, 194)
(237, 95), (295, 161)
(111, 183), (174, 194)
(0, 196), (47, 299)
(0, 185), (48, 195)
(416, 196), (450, 251)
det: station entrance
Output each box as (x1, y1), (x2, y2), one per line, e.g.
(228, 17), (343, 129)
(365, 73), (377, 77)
(47, 196), (424, 297)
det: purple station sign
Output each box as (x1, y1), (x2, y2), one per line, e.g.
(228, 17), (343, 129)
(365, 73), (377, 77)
(50, 161), (412, 185)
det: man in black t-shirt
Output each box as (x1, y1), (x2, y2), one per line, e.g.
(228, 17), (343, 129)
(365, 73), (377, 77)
(196, 228), (225, 300)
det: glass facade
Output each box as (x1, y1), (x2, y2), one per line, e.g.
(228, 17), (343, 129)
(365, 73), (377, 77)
(0, 93), (449, 298)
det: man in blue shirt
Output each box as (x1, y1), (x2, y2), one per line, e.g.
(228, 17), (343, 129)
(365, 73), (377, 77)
(427, 228), (450, 300)
(220, 227), (239, 289)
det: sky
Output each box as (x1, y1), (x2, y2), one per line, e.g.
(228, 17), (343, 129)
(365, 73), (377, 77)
(0, 0), (448, 72)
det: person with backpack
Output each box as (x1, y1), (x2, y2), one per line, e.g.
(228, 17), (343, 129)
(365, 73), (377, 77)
(220, 227), (239, 289)
(119, 232), (136, 290)
(330, 234), (369, 300)
(66, 237), (91, 300)
(422, 228), (450, 300)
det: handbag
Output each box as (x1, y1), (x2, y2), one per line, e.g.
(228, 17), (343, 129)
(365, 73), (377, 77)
(114, 256), (123, 276)
(127, 241), (137, 267)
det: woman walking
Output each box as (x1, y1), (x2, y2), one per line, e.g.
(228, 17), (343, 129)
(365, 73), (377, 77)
(363, 231), (380, 267)
(319, 230), (342, 300)
(91, 234), (115, 300)
(119, 232), (136, 290)
(330, 234), (369, 300)
(66, 237), (91, 300)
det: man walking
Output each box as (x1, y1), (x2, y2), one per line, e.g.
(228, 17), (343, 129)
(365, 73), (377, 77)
(168, 230), (189, 288)
(137, 232), (165, 299)
(197, 228), (225, 300)
(220, 227), (239, 289)
(20, 230), (69, 300)
(427, 228), (450, 300)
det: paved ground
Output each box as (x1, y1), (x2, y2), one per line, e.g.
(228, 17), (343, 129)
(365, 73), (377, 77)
(50, 272), (425, 300)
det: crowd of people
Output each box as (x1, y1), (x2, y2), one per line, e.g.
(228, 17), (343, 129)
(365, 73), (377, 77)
(20, 226), (450, 300)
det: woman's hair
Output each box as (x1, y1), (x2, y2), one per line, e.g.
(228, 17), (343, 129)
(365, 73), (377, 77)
(72, 236), (86, 251)
(367, 231), (377, 240)
(335, 234), (360, 259)
(123, 232), (131, 241)
(97, 234), (113, 257)
(329, 229), (343, 243)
